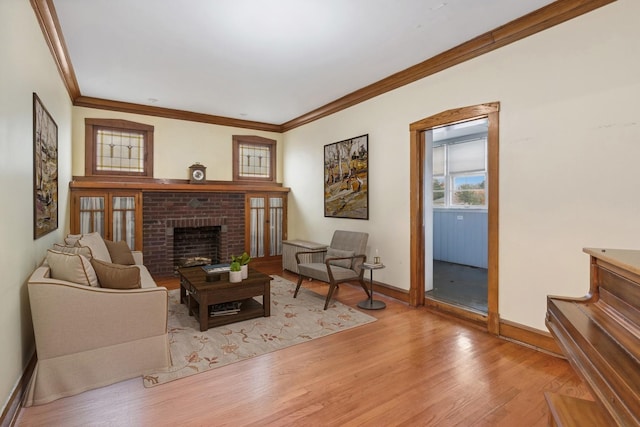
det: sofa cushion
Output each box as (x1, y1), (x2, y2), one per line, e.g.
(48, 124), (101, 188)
(46, 250), (99, 287)
(104, 240), (135, 265)
(78, 232), (111, 263)
(326, 247), (355, 269)
(90, 258), (141, 289)
(52, 243), (93, 259)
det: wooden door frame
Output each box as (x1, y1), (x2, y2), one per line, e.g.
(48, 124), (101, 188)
(409, 102), (500, 334)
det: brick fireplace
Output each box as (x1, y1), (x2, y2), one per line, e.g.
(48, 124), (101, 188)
(143, 192), (245, 276)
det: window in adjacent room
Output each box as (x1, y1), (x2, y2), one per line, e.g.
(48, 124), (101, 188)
(85, 118), (154, 177)
(232, 135), (276, 183)
(432, 118), (487, 208)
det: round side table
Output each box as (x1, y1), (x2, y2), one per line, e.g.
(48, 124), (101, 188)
(358, 263), (386, 310)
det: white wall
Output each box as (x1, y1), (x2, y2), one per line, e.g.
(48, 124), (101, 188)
(72, 108), (283, 182)
(283, 0), (640, 331)
(0, 0), (72, 413)
(2, 3), (637, 414)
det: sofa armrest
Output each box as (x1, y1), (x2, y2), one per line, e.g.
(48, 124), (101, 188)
(132, 250), (143, 265)
(28, 280), (168, 360)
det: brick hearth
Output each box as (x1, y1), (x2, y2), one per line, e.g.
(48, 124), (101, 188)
(143, 192), (245, 276)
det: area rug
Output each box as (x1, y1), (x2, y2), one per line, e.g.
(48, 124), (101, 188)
(143, 275), (376, 387)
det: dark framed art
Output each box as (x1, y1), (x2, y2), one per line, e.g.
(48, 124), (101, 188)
(324, 134), (368, 219)
(33, 93), (58, 239)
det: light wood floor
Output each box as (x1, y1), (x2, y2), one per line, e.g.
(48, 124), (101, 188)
(15, 264), (591, 426)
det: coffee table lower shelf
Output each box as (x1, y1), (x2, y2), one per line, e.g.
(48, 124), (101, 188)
(190, 297), (265, 328)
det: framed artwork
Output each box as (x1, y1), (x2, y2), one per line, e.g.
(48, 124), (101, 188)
(33, 93), (58, 239)
(324, 134), (368, 219)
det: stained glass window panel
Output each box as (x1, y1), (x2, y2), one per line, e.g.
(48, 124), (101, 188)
(239, 143), (270, 178)
(96, 129), (145, 173)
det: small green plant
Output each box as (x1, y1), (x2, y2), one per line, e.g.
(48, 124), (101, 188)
(229, 260), (241, 272)
(231, 252), (251, 266)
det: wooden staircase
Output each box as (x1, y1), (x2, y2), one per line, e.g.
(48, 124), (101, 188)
(546, 248), (640, 426)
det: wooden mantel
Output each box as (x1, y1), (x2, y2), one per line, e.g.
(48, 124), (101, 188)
(69, 177), (290, 193)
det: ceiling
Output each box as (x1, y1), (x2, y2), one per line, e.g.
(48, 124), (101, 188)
(51, 0), (558, 126)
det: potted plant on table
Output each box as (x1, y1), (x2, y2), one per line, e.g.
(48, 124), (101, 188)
(229, 260), (242, 283)
(232, 252), (251, 279)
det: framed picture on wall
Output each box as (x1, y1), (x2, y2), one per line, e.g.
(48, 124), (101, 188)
(324, 134), (369, 220)
(33, 93), (58, 239)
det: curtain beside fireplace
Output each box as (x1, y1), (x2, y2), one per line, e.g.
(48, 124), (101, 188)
(78, 195), (136, 249)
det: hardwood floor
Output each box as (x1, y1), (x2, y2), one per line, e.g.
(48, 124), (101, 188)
(15, 264), (590, 426)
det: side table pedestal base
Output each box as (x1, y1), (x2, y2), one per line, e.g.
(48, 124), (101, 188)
(358, 299), (386, 310)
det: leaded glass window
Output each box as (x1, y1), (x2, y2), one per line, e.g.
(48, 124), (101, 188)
(232, 135), (276, 182)
(85, 118), (154, 177)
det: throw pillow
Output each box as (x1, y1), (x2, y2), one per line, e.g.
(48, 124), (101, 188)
(46, 250), (99, 287)
(78, 232), (111, 263)
(90, 258), (141, 289)
(52, 243), (93, 259)
(326, 248), (355, 269)
(104, 239), (135, 265)
(64, 233), (82, 246)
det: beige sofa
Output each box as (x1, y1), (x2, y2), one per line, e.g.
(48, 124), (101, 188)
(25, 249), (171, 406)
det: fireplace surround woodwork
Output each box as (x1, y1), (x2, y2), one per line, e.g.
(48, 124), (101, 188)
(69, 180), (289, 277)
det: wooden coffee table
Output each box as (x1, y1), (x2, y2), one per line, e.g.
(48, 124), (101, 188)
(177, 266), (271, 331)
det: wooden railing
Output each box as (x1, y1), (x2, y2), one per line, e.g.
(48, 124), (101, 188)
(545, 248), (640, 426)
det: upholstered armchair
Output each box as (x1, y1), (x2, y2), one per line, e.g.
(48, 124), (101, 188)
(294, 230), (370, 309)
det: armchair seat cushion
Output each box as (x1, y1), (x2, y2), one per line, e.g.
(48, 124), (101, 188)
(298, 262), (359, 282)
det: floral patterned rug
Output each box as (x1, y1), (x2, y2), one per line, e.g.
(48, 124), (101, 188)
(143, 275), (376, 387)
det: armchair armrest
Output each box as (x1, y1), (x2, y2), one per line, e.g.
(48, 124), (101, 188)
(295, 248), (327, 264)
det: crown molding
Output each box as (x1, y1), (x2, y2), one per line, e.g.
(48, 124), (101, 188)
(30, 0), (80, 100)
(74, 96), (282, 133)
(281, 0), (615, 132)
(32, 0), (615, 133)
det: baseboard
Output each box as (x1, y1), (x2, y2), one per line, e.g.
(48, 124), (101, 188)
(372, 281), (409, 303)
(1, 353), (36, 427)
(499, 319), (562, 356)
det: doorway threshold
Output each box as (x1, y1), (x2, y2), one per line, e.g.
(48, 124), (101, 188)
(424, 295), (488, 327)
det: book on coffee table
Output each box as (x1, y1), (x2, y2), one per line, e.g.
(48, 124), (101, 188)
(202, 263), (231, 273)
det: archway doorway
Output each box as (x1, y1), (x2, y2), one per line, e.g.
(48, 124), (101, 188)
(409, 103), (500, 334)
